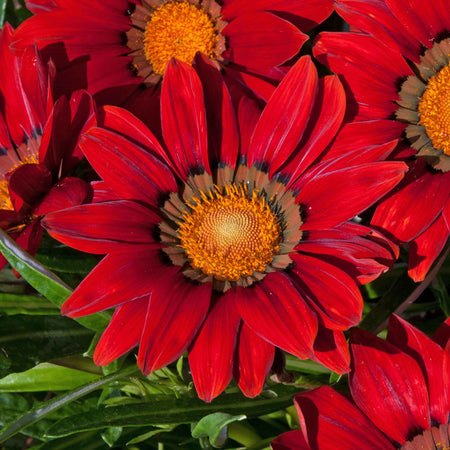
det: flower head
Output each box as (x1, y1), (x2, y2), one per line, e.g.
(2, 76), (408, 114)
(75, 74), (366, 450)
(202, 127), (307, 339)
(314, 0), (450, 281)
(272, 315), (450, 450)
(42, 55), (407, 401)
(0, 23), (94, 270)
(12, 0), (334, 105)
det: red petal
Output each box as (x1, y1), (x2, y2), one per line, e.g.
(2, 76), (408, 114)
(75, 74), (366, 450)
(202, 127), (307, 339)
(94, 295), (149, 366)
(222, 12), (306, 75)
(235, 323), (274, 398)
(248, 56), (318, 171)
(33, 177), (92, 215)
(295, 386), (395, 449)
(387, 315), (449, 425)
(15, 218), (43, 257)
(91, 181), (120, 203)
(42, 200), (160, 254)
(290, 253), (362, 330)
(189, 294), (241, 402)
(408, 214), (449, 282)
(237, 95), (263, 159)
(334, 0), (421, 62)
(311, 327), (350, 374)
(138, 270), (211, 373)
(161, 59), (209, 179)
(433, 318), (450, 349)
(80, 127), (177, 204)
(62, 247), (161, 317)
(271, 430), (309, 450)
(282, 75), (346, 184)
(372, 160), (449, 242)
(7, 163), (53, 213)
(298, 161), (407, 230)
(235, 272), (318, 359)
(193, 54), (239, 168)
(350, 328), (431, 445)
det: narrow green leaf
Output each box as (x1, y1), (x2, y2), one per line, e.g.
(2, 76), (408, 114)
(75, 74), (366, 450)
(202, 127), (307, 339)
(0, 365), (140, 443)
(192, 413), (246, 448)
(46, 385), (301, 438)
(36, 247), (98, 274)
(0, 315), (94, 377)
(0, 292), (59, 315)
(0, 363), (98, 392)
(0, 0), (6, 27)
(101, 426), (122, 447)
(0, 229), (109, 331)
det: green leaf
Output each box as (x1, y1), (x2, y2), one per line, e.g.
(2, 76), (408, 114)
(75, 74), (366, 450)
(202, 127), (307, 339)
(46, 385), (301, 438)
(0, 365), (140, 443)
(0, 363), (98, 392)
(192, 413), (246, 448)
(36, 246), (99, 274)
(0, 314), (94, 378)
(431, 275), (450, 316)
(0, 292), (59, 315)
(0, 229), (109, 331)
(0, 0), (6, 27)
(101, 426), (122, 447)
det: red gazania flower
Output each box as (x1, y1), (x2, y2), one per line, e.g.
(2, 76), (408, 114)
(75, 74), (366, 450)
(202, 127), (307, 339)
(0, 23), (94, 270)
(12, 0), (333, 106)
(272, 315), (450, 450)
(313, 0), (450, 282)
(42, 55), (407, 402)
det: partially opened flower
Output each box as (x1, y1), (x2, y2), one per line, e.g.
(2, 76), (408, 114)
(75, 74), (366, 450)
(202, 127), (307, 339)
(42, 55), (407, 401)
(314, 0), (450, 282)
(272, 315), (450, 450)
(12, 0), (333, 104)
(0, 24), (94, 270)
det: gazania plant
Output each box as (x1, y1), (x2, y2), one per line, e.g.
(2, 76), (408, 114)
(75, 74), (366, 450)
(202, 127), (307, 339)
(0, 0), (448, 448)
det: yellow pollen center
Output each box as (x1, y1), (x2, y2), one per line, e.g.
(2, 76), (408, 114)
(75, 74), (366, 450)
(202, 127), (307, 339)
(418, 64), (450, 156)
(178, 184), (282, 281)
(0, 153), (40, 211)
(143, 1), (218, 75)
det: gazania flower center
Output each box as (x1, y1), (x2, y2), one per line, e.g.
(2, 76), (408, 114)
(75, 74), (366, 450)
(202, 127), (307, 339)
(418, 64), (450, 156)
(401, 423), (450, 450)
(143, 1), (218, 75)
(178, 184), (282, 281)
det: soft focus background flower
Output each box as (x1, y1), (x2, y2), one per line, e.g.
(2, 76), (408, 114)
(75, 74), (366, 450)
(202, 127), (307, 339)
(314, 0), (450, 282)
(272, 315), (450, 449)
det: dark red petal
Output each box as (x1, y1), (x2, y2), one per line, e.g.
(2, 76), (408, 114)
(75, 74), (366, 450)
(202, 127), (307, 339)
(222, 0), (333, 31)
(298, 161), (407, 230)
(433, 318), (450, 349)
(282, 75), (346, 183)
(138, 270), (211, 374)
(248, 56), (318, 171)
(295, 386), (395, 449)
(91, 181), (120, 203)
(271, 430), (309, 450)
(99, 105), (167, 161)
(15, 218), (43, 257)
(33, 177), (92, 215)
(161, 59), (209, 178)
(62, 247), (161, 317)
(24, 0), (58, 13)
(237, 95), (263, 159)
(372, 160), (449, 242)
(42, 200), (160, 254)
(80, 127), (177, 204)
(222, 12), (306, 75)
(7, 163), (53, 213)
(189, 294), (241, 402)
(408, 214), (449, 282)
(350, 328), (431, 445)
(385, 0), (441, 47)
(334, 0), (421, 62)
(311, 327), (350, 374)
(297, 222), (398, 284)
(235, 323), (274, 398)
(235, 272), (318, 359)
(290, 253), (362, 330)
(193, 54), (239, 168)
(94, 295), (149, 366)
(387, 315), (448, 425)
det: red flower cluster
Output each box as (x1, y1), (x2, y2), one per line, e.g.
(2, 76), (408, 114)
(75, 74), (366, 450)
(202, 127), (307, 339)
(272, 315), (450, 449)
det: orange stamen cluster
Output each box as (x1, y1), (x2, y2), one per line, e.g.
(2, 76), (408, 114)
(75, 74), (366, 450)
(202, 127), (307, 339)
(178, 184), (282, 281)
(419, 64), (450, 156)
(143, 1), (218, 75)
